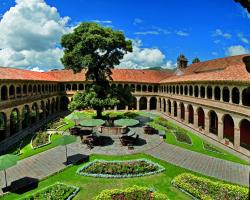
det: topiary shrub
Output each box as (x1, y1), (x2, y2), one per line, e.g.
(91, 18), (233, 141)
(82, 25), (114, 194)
(95, 185), (169, 200)
(172, 173), (248, 200)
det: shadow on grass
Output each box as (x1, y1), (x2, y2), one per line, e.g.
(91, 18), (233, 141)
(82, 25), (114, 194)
(64, 154), (89, 166)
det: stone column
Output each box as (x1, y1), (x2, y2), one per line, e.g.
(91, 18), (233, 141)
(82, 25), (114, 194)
(5, 120), (11, 138)
(205, 117), (210, 134)
(239, 88), (243, 105)
(194, 113), (198, 128)
(136, 97), (140, 110)
(177, 106), (181, 120)
(161, 98), (164, 112)
(147, 97), (150, 111)
(218, 121), (223, 141)
(212, 86), (215, 100)
(185, 109), (189, 124)
(125, 106), (129, 111)
(166, 99), (169, 114)
(229, 88), (232, 104)
(114, 106), (117, 111)
(157, 97), (161, 112)
(171, 104), (175, 117)
(234, 127), (240, 150)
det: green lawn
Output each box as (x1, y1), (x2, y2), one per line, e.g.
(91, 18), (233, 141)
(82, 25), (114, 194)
(148, 118), (249, 166)
(1, 153), (241, 200)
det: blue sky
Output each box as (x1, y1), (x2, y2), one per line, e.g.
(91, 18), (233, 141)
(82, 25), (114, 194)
(0, 0), (249, 71)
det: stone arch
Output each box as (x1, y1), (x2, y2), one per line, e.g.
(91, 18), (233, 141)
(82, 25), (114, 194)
(207, 86), (212, 99)
(173, 101), (177, 117)
(23, 84), (27, 96)
(139, 97), (147, 110)
(167, 99), (171, 114)
(28, 84), (32, 94)
(169, 86), (172, 93)
(128, 96), (137, 110)
(153, 85), (158, 92)
(189, 85), (193, 96)
(214, 86), (221, 100)
(194, 85), (199, 97)
(16, 85), (22, 98)
(0, 112), (7, 141)
(208, 110), (218, 135)
(242, 87), (250, 107)
(39, 101), (45, 120)
(176, 85), (179, 94)
(142, 85), (147, 92)
(232, 87), (240, 104)
(149, 97), (157, 110)
(187, 104), (194, 124)
(45, 99), (50, 117)
(163, 99), (166, 112)
(33, 85), (37, 94)
(180, 102), (185, 120)
(180, 85), (183, 95)
(31, 103), (39, 124)
(66, 84), (71, 91)
(197, 107), (205, 129)
(79, 84), (84, 90)
(9, 85), (15, 99)
(60, 96), (69, 111)
(223, 114), (234, 143)
(130, 84), (135, 92)
(60, 84), (65, 92)
(72, 84), (77, 91)
(38, 85), (41, 94)
(136, 85), (141, 92)
(148, 85), (152, 92)
(222, 87), (230, 102)
(173, 86), (176, 94)
(184, 86), (188, 95)
(51, 98), (56, 114)
(10, 108), (20, 135)
(1, 85), (8, 100)
(22, 105), (30, 129)
(200, 86), (205, 98)
(239, 119), (250, 150)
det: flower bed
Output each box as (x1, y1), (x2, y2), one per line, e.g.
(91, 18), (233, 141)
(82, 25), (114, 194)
(203, 142), (223, 154)
(31, 131), (51, 149)
(172, 130), (192, 145)
(77, 159), (165, 178)
(172, 173), (248, 200)
(47, 119), (68, 130)
(20, 182), (79, 200)
(95, 185), (168, 200)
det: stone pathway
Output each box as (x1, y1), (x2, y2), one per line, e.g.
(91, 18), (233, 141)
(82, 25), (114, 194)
(0, 115), (249, 195)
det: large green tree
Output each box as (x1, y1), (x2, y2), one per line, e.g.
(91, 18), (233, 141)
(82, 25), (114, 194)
(61, 22), (133, 117)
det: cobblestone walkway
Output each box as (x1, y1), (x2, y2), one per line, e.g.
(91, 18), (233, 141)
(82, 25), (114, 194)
(0, 118), (249, 195)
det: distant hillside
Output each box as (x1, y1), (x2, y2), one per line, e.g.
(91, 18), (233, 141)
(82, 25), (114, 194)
(146, 67), (176, 72)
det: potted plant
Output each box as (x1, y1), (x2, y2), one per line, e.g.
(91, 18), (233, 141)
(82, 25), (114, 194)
(198, 126), (203, 131)
(224, 138), (229, 145)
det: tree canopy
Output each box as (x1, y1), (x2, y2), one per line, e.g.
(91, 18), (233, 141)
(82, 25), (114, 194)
(61, 23), (133, 117)
(235, 0), (250, 13)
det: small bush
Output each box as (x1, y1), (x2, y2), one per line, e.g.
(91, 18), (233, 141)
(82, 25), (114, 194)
(172, 173), (248, 200)
(95, 185), (169, 200)
(21, 182), (79, 200)
(173, 130), (192, 145)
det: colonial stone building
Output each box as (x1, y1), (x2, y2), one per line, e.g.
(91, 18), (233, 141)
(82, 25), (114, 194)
(0, 54), (249, 156)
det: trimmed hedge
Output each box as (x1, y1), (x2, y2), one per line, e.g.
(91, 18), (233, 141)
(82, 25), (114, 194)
(172, 173), (248, 200)
(20, 182), (79, 200)
(173, 130), (192, 145)
(77, 159), (165, 178)
(95, 185), (169, 200)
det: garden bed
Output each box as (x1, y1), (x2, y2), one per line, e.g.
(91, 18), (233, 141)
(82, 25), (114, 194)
(172, 173), (248, 200)
(77, 159), (165, 178)
(203, 142), (223, 154)
(95, 185), (168, 200)
(31, 131), (51, 149)
(20, 182), (79, 200)
(172, 130), (192, 145)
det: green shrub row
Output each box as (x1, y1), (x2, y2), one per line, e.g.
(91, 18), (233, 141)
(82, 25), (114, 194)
(20, 182), (79, 200)
(95, 185), (169, 200)
(172, 173), (248, 200)
(203, 142), (223, 154)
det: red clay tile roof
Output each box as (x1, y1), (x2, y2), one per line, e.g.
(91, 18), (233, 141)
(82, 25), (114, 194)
(0, 67), (57, 82)
(45, 68), (173, 83)
(160, 54), (250, 84)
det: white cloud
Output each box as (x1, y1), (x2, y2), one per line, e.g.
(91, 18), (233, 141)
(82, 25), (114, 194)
(0, 0), (70, 70)
(237, 33), (249, 44)
(134, 31), (159, 35)
(241, 8), (250, 19)
(226, 45), (249, 56)
(30, 66), (44, 72)
(176, 31), (189, 36)
(211, 52), (218, 56)
(213, 29), (231, 39)
(118, 40), (174, 69)
(133, 18), (143, 25)
(91, 19), (112, 24)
